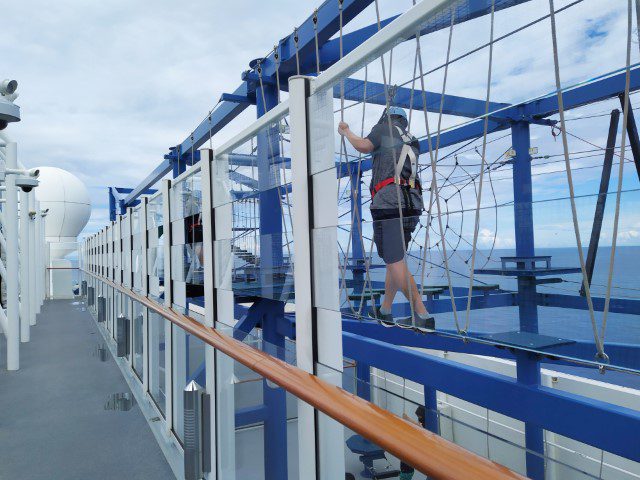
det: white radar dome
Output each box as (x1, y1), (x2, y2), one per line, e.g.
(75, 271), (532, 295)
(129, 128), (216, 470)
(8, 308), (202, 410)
(34, 166), (91, 258)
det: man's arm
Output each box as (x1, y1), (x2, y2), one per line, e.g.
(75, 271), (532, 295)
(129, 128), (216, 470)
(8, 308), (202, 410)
(338, 121), (375, 154)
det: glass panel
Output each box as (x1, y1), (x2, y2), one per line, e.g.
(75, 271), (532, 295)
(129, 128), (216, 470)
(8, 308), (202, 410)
(122, 295), (131, 361)
(172, 307), (206, 443)
(132, 301), (144, 380)
(214, 321), (298, 479)
(363, 363), (623, 479)
(132, 208), (143, 292)
(147, 194), (164, 301)
(213, 114), (295, 304)
(171, 169), (203, 308)
(122, 216), (131, 287)
(148, 310), (166, 416)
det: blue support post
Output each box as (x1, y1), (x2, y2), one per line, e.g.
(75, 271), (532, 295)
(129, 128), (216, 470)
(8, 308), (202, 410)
(423, 386), (439, 435)
(511, 121), (545, 480)
(172, 158), (186, 178)
(355, 361), (371, 401)
(262, 302), (288, 480)
(108, 187), (117, 222)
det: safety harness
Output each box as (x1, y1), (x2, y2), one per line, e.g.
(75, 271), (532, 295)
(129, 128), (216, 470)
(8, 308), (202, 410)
(370, 125), (421, 200)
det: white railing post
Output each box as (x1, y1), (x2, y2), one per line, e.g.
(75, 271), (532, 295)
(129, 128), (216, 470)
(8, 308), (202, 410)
(289, 75), (345, 480)
(141, 197), (150, 392)
(19, 189), (30, 341)
(35, 201), (43, 312)
(200, 149), (217, 479)
(161, 179), (174, 435)
(28, 190), (36, 325)
(211, 151), (236, 478)
(5, 142), (20, 370)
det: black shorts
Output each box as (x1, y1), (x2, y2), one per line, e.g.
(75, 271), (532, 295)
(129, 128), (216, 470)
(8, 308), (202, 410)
(371, 209), (421, 264)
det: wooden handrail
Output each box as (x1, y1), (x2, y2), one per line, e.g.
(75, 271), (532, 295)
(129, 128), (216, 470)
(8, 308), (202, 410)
(83, 270), (528, 480)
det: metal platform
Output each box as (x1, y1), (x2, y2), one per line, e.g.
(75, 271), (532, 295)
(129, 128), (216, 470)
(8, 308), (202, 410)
(475, 255), (581, 277)
(476, 330), (576, 350)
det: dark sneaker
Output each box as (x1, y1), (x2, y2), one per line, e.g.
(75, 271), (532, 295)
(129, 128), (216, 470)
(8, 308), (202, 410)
(395, 316), (414, 328)
(414, 315), (435, 333)
(368, 308), (394, 326)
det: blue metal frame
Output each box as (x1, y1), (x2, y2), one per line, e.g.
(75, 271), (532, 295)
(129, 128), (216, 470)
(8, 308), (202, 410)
(108, 0), (640, 474)
(343, 332), (640, 463)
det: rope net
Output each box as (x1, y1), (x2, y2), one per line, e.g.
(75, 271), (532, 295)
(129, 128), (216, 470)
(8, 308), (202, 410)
(205, 0), (640, 374)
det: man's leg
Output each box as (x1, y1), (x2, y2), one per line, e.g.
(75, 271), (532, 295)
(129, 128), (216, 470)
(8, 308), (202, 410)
(386, 260), (428, 315)
(381, 267), (399, 311)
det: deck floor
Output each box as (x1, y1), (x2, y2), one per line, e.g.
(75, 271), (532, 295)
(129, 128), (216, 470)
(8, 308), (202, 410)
(0, 299), (174, 480)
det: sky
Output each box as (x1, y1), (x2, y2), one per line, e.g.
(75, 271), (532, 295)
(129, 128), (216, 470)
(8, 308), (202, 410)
(0, 0), (316, 231)
(1, 0), (639, 251)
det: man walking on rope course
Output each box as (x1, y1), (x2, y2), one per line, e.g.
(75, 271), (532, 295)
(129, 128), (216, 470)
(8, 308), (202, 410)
(338, 106), (434, 331)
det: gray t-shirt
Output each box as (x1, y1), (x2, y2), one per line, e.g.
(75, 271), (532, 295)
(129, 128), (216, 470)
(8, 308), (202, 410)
(366, 119), (424, 211)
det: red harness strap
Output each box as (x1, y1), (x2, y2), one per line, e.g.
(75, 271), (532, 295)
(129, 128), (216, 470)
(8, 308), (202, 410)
(370, 178), (421, 200)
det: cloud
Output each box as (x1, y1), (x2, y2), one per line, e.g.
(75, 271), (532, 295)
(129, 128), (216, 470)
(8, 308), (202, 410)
(2, 0), (638, 254)
(0, 0), (317, 233)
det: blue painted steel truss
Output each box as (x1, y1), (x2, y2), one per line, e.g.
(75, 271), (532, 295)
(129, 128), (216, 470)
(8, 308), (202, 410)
(109, 0), (640, 474)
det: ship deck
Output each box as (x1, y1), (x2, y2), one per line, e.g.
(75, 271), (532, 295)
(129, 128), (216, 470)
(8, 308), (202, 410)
(0, 299), (174, 480)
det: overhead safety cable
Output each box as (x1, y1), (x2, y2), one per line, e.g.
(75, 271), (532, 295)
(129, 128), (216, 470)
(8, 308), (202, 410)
(374, 0), (417, 326)
(413, 1), (462, 333)
(293, 27), (300, 75)
(338, 0), (584, 116)
(600, 0), (633, 356)
(418, 6), (456, 301)
(548, 0), (608, 361)
(464, 0), (496, 334)
(313, 9), (321, 75)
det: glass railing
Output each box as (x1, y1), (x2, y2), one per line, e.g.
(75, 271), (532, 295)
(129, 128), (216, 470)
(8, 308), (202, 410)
(81, 256), (635, 480)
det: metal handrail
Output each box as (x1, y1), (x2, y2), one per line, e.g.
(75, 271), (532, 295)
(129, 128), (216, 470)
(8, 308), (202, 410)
(82, 269), (527, 480)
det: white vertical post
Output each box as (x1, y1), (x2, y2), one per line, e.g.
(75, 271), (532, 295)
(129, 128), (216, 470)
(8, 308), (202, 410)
(212, 152), (235, 478)
(19, 189), (30, 342)
(289, 76), (344, 480)
(125, 208), (133, 367)
(200, 149), (217, 479)
(5, 142), (20, 370)
(116, 215), (123, 337)
(29, 191), (37, 325)
(35, 201), (43, 312)
(161, 179), (173, 434)
(141, 197), (150, 392)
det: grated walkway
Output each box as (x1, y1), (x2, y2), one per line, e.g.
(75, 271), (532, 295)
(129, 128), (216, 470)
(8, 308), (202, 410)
(0, 299), (174, 480)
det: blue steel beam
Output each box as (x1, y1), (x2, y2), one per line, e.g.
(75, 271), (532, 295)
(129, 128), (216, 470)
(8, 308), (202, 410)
(125, 0), (527, 205)
(418, 65), (640, 152)
(259, 0), (375, 78)
(386, 292), (515, 317)
(342, 318), (640, 372)
(178, 82), (251, 157)
(176, 0), (374, 160)
(522, 65), (640, 119)
(342, 332), (640, 463)
(220, 93), (255, 105)
(539, 292), (640, 315)
(123, 158), (172, 206)
(338, 78), (511, 119)
(178, 0), (528, 162)
(315, 0), (533, 74)
(228, 170), (258, 190)
(236, 405), (268, 428)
